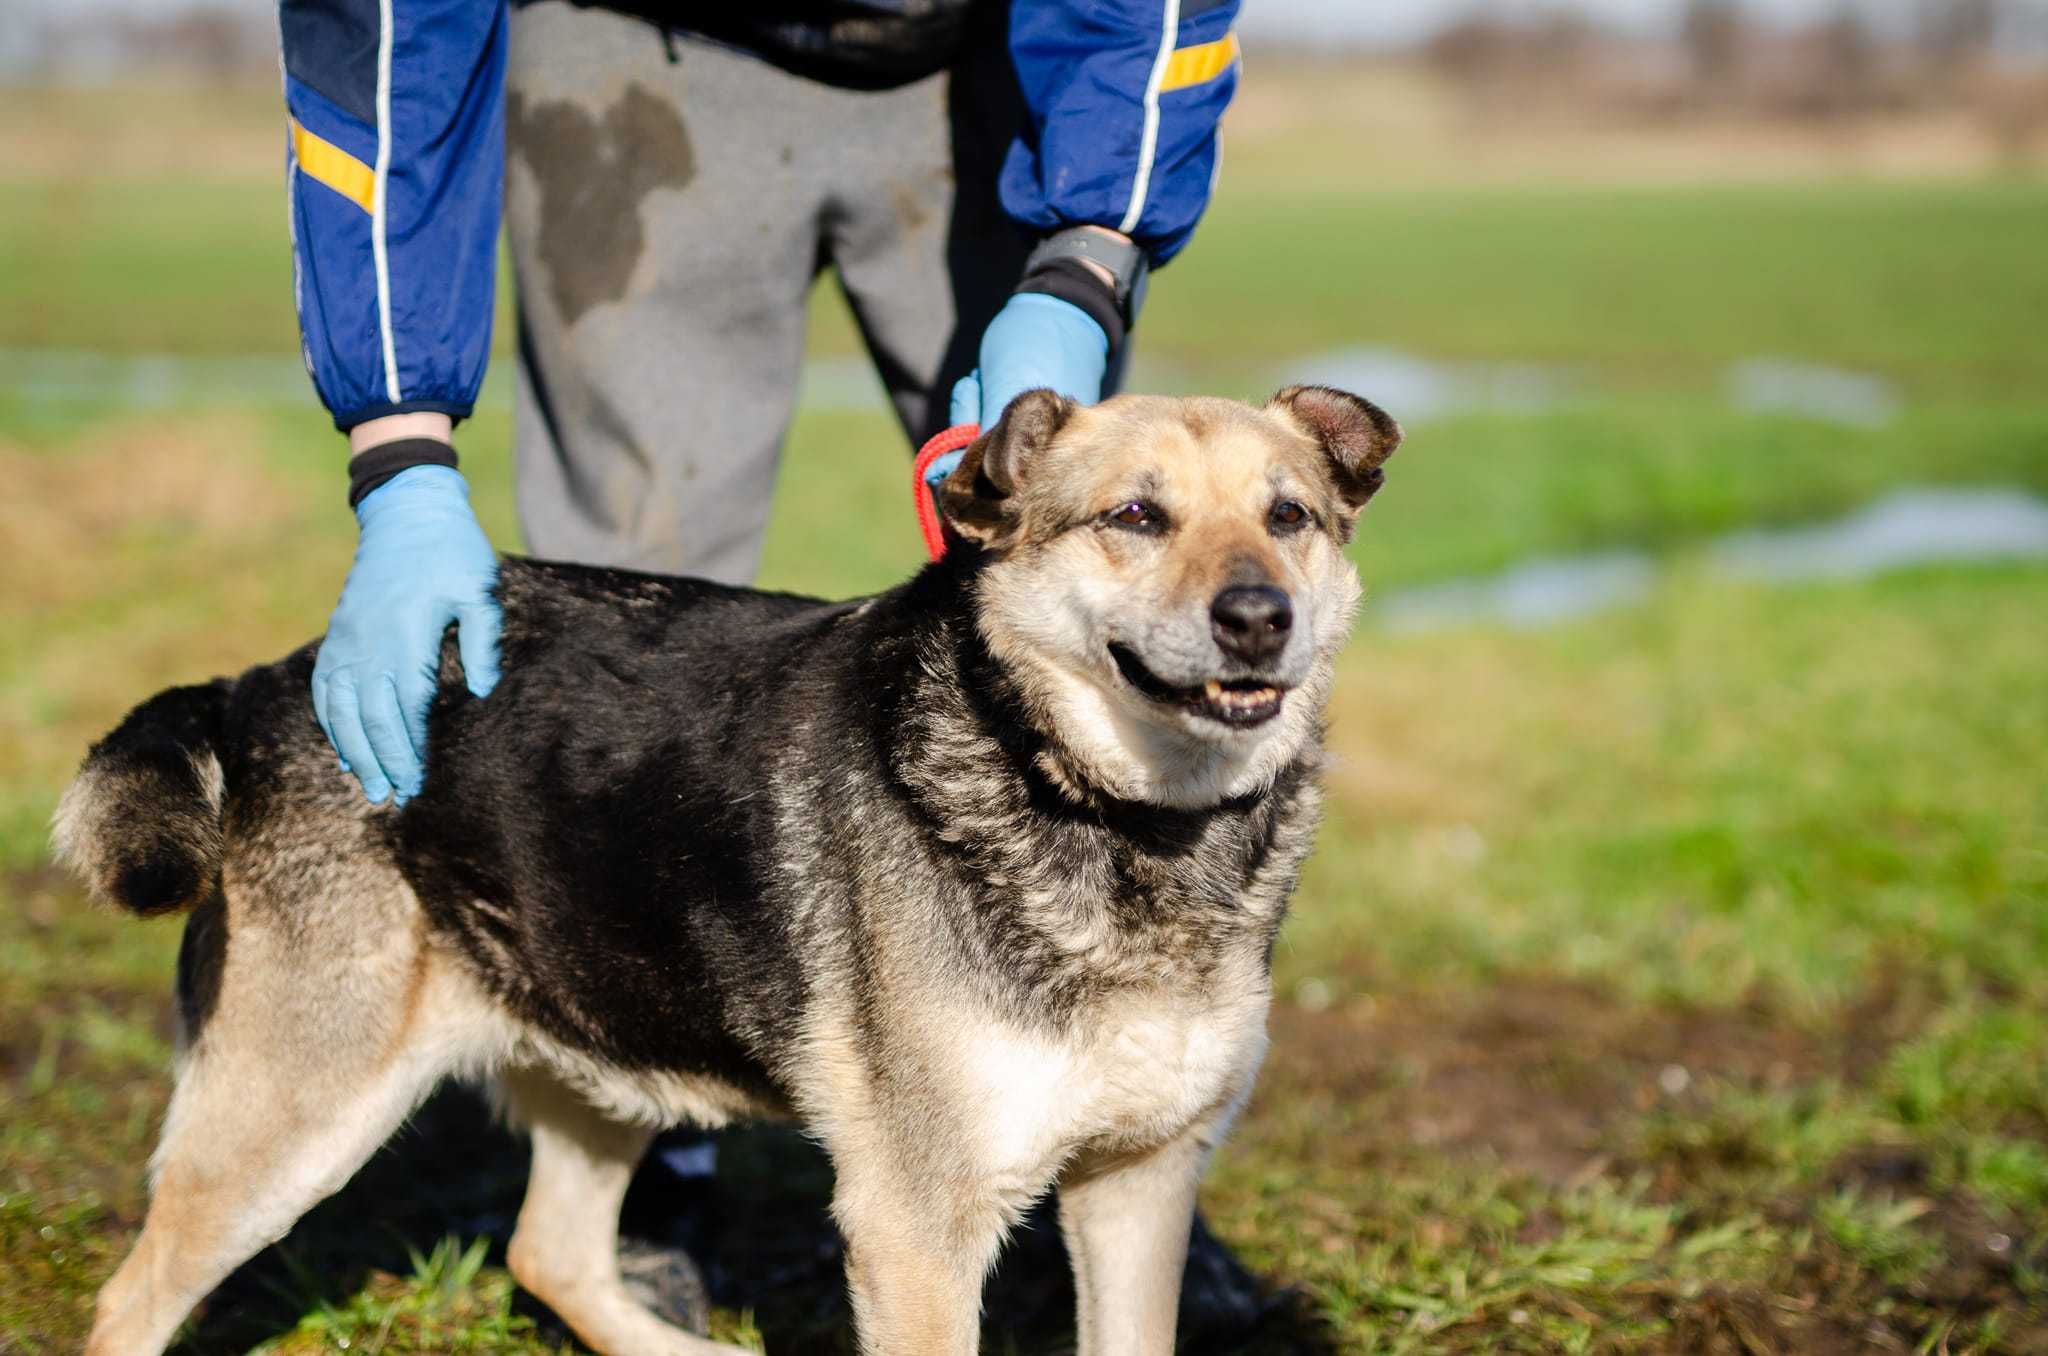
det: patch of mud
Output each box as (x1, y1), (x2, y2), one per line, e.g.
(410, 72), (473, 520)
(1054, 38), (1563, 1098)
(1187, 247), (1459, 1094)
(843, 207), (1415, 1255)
(1772, 1179), (2048, 1356)
(1256, 976), (1826, 1182)
(1248, 970), (2048, 1352)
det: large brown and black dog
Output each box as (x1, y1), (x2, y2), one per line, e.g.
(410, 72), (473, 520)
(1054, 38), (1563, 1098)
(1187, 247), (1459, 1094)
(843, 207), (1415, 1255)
(56, 386), (1400, 1355)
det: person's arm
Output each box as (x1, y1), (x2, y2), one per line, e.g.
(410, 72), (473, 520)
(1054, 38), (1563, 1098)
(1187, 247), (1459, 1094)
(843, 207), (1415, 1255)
(951, 0), (1242, 433)
(283, 0), (506, 431)
(282, 0), (509, 805)
(1002, 0), (1241, 268)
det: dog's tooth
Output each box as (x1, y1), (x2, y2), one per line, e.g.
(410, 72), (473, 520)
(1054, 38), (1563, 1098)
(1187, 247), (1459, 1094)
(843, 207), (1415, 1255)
(1205, 680), (1223, 701)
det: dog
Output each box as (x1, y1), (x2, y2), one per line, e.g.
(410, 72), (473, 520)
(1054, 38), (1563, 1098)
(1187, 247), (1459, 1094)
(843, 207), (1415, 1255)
(54, 385), (1400, 1356)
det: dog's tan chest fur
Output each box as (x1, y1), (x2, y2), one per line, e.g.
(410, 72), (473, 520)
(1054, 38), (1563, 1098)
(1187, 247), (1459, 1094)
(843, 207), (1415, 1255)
(941, 972), (1269, 1206)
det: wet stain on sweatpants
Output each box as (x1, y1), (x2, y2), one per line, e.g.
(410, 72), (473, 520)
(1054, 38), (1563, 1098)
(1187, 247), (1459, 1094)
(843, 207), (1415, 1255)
(508, 83), (695, 326)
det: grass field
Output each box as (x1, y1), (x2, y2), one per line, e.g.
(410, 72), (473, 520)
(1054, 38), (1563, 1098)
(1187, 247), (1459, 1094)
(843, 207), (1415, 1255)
(3, 73), (2047, 1354)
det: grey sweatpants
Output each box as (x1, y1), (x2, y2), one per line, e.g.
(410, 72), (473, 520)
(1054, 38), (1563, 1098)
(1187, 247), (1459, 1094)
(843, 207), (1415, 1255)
(505, 3), (1033, 583)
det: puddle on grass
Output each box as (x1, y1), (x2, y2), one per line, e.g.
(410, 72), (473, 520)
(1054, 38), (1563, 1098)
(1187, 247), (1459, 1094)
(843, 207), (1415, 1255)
(7, 347), (1907, 432)
(1378, 552), (1656, 632)
(0, 349), (900, 416)
(1726, 358), (1901, 427)
(1280, 346), (1575, 422)
(1714, 487), (2048, 581)
(1, 348), (316, 407)
(1377, 487), (2048, 633)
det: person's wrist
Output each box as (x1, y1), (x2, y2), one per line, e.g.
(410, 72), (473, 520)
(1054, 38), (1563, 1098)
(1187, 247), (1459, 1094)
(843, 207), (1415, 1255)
(348, 441), (462, 513)
(1014, 227), (1145, 353)
(349, 411), (451, 456)
(1067, 225), (1126, 290)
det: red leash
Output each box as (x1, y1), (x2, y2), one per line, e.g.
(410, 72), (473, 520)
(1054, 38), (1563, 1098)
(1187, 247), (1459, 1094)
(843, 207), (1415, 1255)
(911, 423), (981, 562)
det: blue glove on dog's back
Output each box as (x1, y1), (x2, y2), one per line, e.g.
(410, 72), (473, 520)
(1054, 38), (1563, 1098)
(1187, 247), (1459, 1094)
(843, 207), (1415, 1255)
(934, 294), (1109, 488)
(313, 464), (501, 805)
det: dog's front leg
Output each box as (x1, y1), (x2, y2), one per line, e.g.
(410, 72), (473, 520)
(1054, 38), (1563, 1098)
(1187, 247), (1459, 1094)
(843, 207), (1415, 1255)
(832, 1160), (1005, 1356)
(1058, 1126), (1216, 1356)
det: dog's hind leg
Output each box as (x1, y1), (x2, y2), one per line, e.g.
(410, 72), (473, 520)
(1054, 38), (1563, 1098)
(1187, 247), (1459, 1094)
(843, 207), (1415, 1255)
(501, 1069), (748, 1356)
(85, 882), (458, 1356)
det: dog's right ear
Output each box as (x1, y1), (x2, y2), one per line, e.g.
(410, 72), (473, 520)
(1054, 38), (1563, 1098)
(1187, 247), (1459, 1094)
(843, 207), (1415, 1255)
(938, 388), (1075, 548)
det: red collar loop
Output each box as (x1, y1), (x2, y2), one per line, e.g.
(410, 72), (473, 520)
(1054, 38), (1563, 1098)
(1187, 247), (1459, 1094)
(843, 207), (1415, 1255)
(911, 423), (981, 562)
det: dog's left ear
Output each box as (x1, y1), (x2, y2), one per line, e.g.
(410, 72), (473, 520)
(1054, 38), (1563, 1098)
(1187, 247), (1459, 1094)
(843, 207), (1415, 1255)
(1266, 385), (1403, 538)
(939, 388), (1076, 547)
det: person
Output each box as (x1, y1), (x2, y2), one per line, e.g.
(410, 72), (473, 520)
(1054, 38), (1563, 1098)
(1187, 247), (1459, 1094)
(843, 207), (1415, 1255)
(279, 0), (1242, 804)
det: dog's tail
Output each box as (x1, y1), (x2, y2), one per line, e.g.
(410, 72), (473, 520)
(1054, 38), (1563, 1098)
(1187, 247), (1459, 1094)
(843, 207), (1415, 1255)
(52, 680), (232, 917)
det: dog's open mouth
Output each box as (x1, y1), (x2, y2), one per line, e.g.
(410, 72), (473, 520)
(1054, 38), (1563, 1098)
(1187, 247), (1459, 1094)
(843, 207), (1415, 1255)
(1108, 644), (1286, 728)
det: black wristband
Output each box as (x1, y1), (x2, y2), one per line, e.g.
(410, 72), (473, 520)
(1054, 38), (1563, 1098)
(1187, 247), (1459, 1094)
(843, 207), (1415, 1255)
(347, 439), (460, 509)
(1016, 257), (1127, 353)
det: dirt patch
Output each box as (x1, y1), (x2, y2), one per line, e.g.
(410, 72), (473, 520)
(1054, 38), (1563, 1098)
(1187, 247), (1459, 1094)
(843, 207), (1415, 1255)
(1756, 1184), (2048, 1356)
(1244, 973), (2048, 1353)
(0, 415), (295, 560)
(0, 412), (306, 648)
(0, 85), (282, 182)
(1257, 975), (1826, 1182)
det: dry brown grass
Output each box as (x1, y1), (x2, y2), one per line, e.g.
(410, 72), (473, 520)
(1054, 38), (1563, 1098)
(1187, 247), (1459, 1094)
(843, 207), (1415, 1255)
(1221, 56), (2048, 189)
(3, 60), (2041, 193)
(0, 84), (281, 182)
(0, 416), (299, 611)
(0, 415), (337, 838)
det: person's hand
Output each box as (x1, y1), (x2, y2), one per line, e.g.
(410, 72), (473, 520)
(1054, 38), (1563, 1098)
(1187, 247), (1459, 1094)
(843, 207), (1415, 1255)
(933, 293), (1109, 489)
(313, 464), (502, 805)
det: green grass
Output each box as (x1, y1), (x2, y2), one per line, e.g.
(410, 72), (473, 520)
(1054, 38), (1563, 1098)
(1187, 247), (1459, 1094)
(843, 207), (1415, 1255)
(5, 82), (2048, 1356)
(0, 182), (298, 356)
(1157, 181), (2048, 396)
(9, 178), (2048, 402)
(7, 562), (2044, 1351)
(1291, 564), (2048, 1010)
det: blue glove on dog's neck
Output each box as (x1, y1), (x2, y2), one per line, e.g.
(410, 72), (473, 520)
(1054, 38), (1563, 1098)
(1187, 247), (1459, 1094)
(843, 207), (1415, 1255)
(934, 294), (1109, 489)
(313, 464), (501, 805)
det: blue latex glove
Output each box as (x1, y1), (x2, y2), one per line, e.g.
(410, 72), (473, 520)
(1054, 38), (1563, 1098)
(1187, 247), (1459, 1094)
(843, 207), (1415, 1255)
(932, 293), (1109, 489)
(312, 464), (502, 805)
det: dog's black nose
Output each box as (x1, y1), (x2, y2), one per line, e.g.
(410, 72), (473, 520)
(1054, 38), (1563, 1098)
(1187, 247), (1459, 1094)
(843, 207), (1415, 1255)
(1211, 586), (1293, 664)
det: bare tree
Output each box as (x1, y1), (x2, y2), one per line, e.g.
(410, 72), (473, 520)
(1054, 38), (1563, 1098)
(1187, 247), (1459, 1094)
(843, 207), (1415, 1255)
(1682, 0), (1746, 90)
(1918, 0), (1999, 90)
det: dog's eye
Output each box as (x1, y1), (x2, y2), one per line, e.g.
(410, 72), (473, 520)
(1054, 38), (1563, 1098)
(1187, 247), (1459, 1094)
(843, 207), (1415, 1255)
(1107, 501), (1165, 532)
(1269, 500), (1311, 533)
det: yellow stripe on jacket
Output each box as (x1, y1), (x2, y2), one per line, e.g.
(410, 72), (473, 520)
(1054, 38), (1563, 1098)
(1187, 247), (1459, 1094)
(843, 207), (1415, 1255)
(291, 118), (376, 214)
(1160, 32), (1239, 94)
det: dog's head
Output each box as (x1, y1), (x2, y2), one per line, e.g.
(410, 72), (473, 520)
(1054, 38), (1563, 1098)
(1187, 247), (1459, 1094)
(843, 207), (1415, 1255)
(939, 386), (1401, 808)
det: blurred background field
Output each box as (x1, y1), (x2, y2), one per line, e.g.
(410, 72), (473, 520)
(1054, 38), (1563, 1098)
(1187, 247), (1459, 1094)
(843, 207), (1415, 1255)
(4, 2), (2048, 1353)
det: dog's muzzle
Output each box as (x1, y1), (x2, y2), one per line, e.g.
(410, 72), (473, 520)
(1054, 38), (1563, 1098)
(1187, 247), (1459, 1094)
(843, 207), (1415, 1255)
(1108, 642), (1288, 729)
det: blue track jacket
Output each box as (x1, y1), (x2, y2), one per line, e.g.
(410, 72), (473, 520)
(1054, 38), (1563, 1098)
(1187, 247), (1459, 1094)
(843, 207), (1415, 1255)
(280, 0), (1241, 432)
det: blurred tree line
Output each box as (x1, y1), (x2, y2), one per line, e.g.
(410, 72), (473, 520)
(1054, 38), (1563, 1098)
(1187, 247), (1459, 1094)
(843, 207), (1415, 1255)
(1425, 0), (2046, 157)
